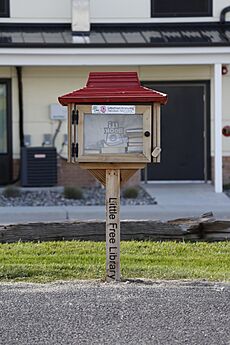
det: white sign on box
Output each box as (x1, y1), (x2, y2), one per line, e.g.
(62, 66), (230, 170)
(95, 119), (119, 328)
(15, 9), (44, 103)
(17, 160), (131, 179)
(92, 105), (136, 115)
(50, 104), (67, 120)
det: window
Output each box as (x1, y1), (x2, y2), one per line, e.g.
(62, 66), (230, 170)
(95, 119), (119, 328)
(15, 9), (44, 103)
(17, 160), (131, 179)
(71, 105), (154, 164)
(0, 0), (9, 17)
(151, 0), (212, 17)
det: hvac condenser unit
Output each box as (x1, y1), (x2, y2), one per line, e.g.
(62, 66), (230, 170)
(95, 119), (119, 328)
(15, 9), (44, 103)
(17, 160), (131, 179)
(21, 147), (57, 187)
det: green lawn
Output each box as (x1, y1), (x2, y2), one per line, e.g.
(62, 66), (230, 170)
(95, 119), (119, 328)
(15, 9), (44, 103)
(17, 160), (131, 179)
(0, 241), (229, 283)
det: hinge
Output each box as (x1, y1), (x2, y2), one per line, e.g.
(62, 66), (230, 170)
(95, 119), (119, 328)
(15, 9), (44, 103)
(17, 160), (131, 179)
(72, 109), (79, 125)
(203, 93), (206, 103)
(71, 143), (78, 158)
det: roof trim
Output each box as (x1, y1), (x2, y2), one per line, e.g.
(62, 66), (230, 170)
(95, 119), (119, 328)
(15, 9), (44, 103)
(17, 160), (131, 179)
(0, 21), (230, 48)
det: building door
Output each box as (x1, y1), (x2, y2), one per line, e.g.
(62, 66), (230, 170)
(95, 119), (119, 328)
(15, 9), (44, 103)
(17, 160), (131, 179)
(143, 82), (210, 181)
(0, 80), (12, 185)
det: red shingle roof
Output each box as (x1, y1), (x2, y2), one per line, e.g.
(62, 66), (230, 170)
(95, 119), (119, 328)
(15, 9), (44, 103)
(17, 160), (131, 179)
(58, 72), (167, 105)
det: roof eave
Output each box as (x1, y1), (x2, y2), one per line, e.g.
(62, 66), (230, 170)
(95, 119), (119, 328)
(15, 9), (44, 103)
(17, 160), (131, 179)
(58, 95), (167, 106)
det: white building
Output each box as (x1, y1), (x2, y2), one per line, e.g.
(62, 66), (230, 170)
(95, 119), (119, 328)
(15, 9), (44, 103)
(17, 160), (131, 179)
(0, 0), (230, 192)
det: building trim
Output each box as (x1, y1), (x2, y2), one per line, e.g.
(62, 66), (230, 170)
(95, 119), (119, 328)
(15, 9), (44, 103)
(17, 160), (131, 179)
(214, 63), (223, 193)
(0, 47), (230, 66)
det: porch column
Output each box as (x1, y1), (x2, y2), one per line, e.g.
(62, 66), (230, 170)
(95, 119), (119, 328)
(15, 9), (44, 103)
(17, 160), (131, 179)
(214, 63), (223, 193)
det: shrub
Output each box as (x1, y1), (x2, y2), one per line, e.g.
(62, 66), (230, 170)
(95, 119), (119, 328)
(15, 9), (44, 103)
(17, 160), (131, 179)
(64, 186), (83, 200)
(3, 186), (21, 198)
(224, 183), (230, 190)
(122, 187), (139, 199)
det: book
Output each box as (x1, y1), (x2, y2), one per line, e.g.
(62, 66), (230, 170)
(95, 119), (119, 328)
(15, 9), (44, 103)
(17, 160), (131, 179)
(101, 146), (126, 154)
(126, 128), (143, 137)
(126, 128), (143, 134)
(127, 146), (143, 153)
(103, 141), (127, 148)
(128, 136), (143, 143)
(84, 149), (101, 154)
(128, 142), (143, 147)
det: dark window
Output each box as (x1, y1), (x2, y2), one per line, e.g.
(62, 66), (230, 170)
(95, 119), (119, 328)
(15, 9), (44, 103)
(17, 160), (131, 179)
(0, 0), (9, 17)
(151, 0), (212, 17)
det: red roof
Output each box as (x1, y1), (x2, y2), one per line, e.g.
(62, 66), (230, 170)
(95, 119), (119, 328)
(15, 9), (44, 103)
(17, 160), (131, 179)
(58, 72), (167, 105)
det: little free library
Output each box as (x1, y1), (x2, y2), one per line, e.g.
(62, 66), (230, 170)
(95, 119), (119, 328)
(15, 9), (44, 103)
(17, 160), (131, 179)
(58, 71), (167, 282)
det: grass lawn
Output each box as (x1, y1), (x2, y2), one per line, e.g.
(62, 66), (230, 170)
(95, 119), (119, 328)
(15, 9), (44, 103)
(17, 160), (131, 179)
(0, 241), (229, 283)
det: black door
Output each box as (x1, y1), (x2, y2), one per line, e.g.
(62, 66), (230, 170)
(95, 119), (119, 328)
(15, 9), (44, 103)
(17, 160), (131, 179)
(143, 82), (210, 181)
(0, 80), (12, 185)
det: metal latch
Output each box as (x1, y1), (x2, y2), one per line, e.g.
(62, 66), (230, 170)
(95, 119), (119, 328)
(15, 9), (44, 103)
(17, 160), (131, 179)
(152, 147), (161, 158)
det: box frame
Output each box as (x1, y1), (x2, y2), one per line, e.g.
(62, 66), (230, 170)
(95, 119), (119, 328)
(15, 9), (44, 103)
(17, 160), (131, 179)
(67, 103), (161, 164)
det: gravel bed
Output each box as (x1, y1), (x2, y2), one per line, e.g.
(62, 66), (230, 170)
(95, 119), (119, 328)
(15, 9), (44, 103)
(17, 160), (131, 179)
(0, 186), (156, 207)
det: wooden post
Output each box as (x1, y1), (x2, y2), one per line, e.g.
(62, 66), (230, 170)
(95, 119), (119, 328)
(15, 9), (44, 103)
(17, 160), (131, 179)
(105, 169), (120, 282)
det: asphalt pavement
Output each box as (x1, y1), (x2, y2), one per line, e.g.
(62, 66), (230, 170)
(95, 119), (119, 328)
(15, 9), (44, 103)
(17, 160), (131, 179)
(0, 183), (229, 224)
(0, 280), (229, 345)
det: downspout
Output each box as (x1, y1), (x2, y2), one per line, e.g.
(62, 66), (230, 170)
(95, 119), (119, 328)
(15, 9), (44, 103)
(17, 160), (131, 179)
(220, 6), (230, 24)
(10, 66), (24, 184)
(16, 66), (24, 148)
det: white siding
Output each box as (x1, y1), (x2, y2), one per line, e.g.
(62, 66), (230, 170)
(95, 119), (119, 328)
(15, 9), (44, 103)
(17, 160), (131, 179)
(2, 0), (230, 23)
(9, 0), (71, 23)
(90, 0), (150, 22)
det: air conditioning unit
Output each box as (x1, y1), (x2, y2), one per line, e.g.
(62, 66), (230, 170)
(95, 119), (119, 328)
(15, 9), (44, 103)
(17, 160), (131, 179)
(21, 147), (57, 187)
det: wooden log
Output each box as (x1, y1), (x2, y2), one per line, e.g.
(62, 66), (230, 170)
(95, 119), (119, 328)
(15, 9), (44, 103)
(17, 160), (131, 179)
(1, 214), (229, 244)
(202, 221), (230, 241)
(0, 221), (105, 243)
